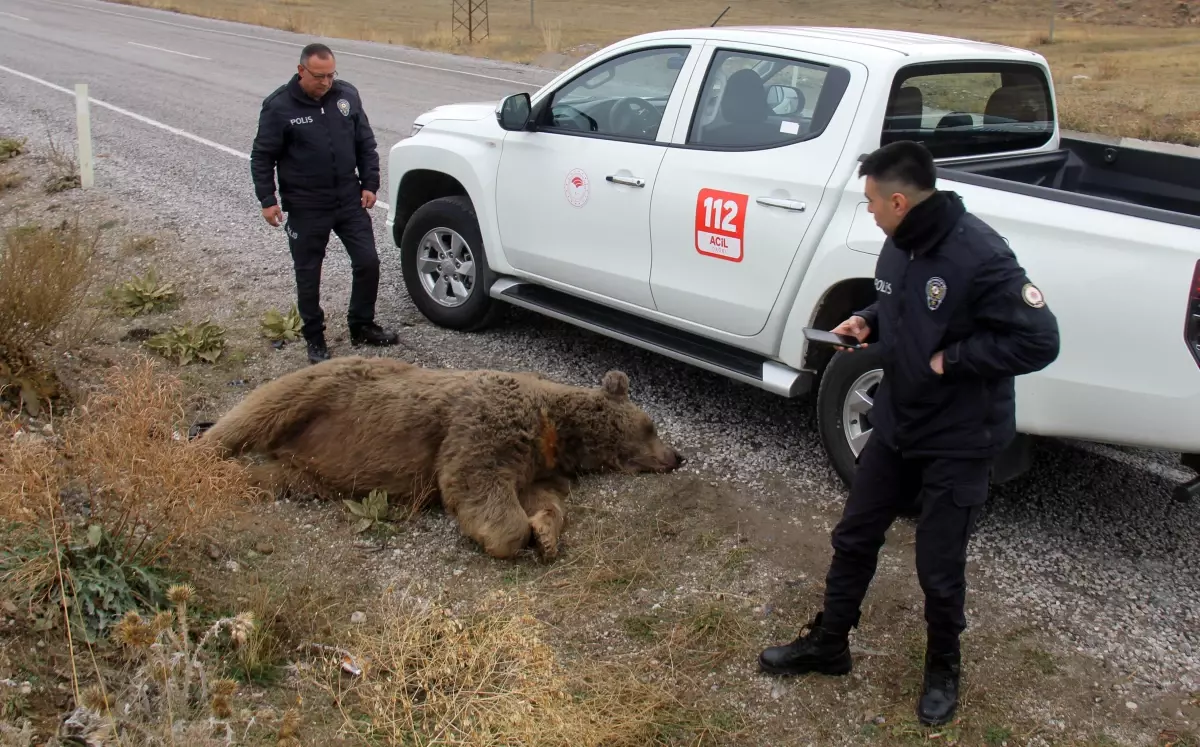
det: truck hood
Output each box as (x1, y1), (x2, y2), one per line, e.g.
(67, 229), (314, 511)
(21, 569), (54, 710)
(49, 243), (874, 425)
(416, 102), (497, 123)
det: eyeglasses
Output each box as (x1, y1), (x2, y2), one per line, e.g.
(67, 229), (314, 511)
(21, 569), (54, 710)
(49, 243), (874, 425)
(302, 65), (338, 82)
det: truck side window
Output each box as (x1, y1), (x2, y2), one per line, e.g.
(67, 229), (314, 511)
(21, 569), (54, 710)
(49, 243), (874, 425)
(882, 61), (1056, 158)
(685, 49), (849, 150)
(539, 46), (692, 142)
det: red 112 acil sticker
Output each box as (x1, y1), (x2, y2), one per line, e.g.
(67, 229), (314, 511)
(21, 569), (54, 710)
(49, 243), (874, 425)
(695, 188), (748, 262)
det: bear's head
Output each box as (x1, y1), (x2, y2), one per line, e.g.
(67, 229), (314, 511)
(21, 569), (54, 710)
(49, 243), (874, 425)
(557, 370), (684, 475)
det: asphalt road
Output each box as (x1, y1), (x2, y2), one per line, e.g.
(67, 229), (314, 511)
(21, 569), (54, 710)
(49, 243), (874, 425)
(0, 0), (555, 209)
(2, 0), (1199, 698)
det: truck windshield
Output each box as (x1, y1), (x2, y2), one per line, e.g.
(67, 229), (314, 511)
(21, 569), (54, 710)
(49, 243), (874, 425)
(881, 60), (1056, 159)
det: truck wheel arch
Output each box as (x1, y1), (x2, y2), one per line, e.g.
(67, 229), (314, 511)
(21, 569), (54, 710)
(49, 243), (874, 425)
(392, 170), (470, 248)
(803, 278), (876, 375)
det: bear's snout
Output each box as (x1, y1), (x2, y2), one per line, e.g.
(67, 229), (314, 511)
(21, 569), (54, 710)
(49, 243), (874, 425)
(668, 448), (685, 470)
(651, 446), (684, 473)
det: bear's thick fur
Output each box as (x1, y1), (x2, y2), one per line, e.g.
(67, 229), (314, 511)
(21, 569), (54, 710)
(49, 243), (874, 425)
(195, 356), (683, 559)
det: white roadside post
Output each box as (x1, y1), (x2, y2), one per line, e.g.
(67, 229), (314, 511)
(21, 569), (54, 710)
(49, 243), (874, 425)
(75, 83), (94, 189)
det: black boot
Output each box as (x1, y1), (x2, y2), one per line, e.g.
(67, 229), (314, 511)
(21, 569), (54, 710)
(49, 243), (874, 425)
(349, 322), (399, 347)
(917, 649), (961, 726)
(306, 336), (331, 365)
(757, 612), (853, 676)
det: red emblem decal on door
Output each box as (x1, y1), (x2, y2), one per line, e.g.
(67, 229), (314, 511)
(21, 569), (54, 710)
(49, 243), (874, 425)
(695, 188), (748, 262)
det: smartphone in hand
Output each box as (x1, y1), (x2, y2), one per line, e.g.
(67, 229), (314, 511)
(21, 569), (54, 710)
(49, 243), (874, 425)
(803, 327), (865, 349)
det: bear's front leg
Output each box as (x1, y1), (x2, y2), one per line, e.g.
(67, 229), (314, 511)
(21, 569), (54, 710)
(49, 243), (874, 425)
(437, 469), (532, 560)
(518, 478), (569, 560)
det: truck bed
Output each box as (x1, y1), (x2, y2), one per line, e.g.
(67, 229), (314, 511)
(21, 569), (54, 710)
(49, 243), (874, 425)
(940, 135), (1200, 230)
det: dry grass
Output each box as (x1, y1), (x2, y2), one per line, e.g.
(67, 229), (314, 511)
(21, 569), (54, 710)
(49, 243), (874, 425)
(0, 357), (267, 641)
(36, 125), (81, 194)
(0, 282), (273, 738)
(0, 217), (100, 420)
(105, 0), (1200, 144)
(0, 359), (277, 741)
(54, 584), (265, 747)
(0, 137), (25, 162)
(0, 421), (63, 528)
(57, 357), (269, 566)
(299, 583), (699, 746)
(0, 220), (98, 361)
(533, 508), (662, 618)
(0, 171), (24, 193)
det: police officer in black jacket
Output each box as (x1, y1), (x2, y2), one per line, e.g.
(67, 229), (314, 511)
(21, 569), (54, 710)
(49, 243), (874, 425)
(251, 43), (399, 364)
(758, 140), (1060, 726)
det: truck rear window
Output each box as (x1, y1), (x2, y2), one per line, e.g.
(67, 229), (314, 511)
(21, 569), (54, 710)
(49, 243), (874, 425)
(881, 61), (1056, 159)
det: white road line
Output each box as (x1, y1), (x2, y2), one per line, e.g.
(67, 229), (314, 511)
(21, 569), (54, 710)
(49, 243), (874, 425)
(0, 10), (31, 20)
(128, 41), (211, 60)
(0, 63), (391, 211)
(36, 0), (548, 87)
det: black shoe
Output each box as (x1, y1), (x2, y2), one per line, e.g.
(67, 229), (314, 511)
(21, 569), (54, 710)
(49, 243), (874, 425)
(757, 611), (853, 676)
(917, 650), (961, 726)
(306, 338), (330, 364)
(349, 322), (399, 347)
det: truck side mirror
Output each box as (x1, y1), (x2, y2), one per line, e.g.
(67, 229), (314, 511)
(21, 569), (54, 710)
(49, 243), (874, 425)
(766, 84), (803, 116)
(496, 93), (532, 131)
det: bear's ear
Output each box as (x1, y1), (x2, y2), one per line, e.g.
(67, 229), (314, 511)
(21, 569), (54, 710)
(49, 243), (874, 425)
(601, 370), (629, 400)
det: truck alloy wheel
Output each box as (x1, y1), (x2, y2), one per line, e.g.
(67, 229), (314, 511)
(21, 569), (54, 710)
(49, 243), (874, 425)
(416, 227), (475, 309)
(399, 196), (499, 331)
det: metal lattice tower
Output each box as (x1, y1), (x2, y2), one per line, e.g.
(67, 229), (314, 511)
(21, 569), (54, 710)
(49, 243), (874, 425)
(451, 0), (489, 43)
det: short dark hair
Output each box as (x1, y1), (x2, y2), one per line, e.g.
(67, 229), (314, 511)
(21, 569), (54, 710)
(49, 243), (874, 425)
(300, 43), (334, 65)
(858, 140), (936, 192)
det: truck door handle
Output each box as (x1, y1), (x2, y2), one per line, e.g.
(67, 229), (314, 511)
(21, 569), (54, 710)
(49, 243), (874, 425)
(606, 175), (645, 188)
(756, 197), (806, 212)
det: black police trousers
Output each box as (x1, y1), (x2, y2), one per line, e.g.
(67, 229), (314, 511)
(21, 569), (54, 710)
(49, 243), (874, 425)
(821, 435), (991, 655)
(283, 204), (381, 341)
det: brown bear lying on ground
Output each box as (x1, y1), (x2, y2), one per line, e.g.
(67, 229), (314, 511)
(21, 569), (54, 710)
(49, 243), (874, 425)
(194, 356), (683, 560)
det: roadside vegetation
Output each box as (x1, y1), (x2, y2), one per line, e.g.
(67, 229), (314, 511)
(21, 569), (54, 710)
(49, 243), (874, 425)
(1, 115), (1197, 745)
(0, 124), (732, 746)
(105, 0), (1200, 146)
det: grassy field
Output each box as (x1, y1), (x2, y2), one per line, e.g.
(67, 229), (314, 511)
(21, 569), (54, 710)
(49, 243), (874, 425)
(105, 0), (1200, 146)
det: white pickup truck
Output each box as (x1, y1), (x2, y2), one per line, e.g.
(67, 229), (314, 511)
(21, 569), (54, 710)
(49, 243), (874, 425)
(385, 25), (1200, 501)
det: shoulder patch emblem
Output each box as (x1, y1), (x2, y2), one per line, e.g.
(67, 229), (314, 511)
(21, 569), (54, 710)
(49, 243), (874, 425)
(925, 276), (947, 311)
(1022, 282), (1045, 308)
(337, 98), (350, 117)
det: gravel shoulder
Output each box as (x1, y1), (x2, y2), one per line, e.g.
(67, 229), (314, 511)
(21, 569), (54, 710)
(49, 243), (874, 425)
(1, 66), (1199, 746)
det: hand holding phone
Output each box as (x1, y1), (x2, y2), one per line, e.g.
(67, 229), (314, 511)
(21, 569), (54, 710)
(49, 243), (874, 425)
(804, 315), (871, 352)
(803, 327), (864, 349)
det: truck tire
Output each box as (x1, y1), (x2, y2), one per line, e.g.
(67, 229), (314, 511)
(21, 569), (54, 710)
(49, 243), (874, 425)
(399, 195), (500, 331)
(816, 346), (885, 489)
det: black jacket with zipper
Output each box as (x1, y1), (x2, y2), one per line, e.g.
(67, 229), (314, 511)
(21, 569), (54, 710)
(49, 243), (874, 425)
(853, 190), (1061, 459)
(250, 74), (380, 213)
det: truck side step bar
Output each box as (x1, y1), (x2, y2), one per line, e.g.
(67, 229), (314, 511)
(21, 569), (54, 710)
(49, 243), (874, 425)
(489, 278), (812, 398)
